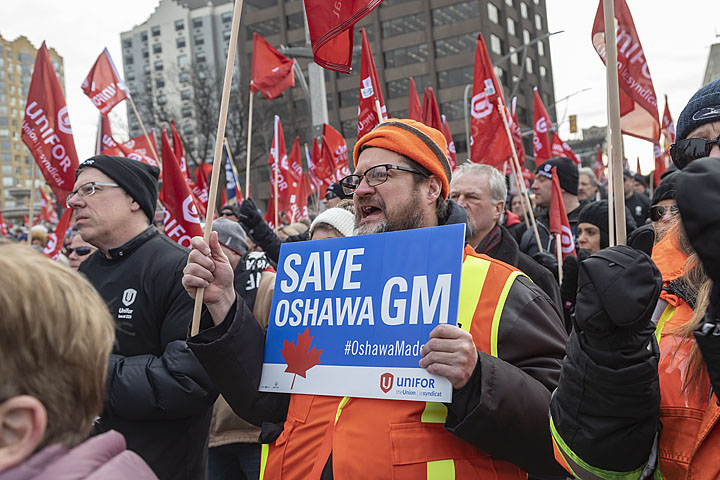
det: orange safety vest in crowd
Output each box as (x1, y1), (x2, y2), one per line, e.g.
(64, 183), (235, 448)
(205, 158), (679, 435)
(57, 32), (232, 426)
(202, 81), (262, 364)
(260, 245), (529, 479)
(652, 231), (720, 479)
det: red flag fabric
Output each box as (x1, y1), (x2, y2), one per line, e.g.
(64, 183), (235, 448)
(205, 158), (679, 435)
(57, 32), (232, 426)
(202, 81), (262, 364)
(323, 124), (351, 180)
(309, 138), (334, 196)
(509, 97), (526, 167)
(408, 77), (423, 122)
(421, 87), (443, 133)
(81, 48), (128, 115)
(653, 142), (666, 187)
(357, 28), (387, 139)
(304, 0), (382, 74)
(549, 167), (576, 259)
(441, 115), (457, 170)
(23, 214), (29, 228)
(636, 157), (642, 175)
(250, 33), (295, 100)
(533, 88), (553, 162)
(193, 163), (212, 218)
(550, 132), (580, 166)
(469, 34), (512, 169)
(119, 132), (159, 168)
(38, 188), (58, 223)
(286, 138), (307, 222)
(22, 42), (79, 202)
(592, 0), (660, 141)
(661, 96), (675, 159)
(0, 210), (10, 236)
(159, 128), (202, 247)
(42, 208), (73, 261)
(265, 116), (291, 227)
(171, 121), (193, 184)
(593, 144), (606, 182)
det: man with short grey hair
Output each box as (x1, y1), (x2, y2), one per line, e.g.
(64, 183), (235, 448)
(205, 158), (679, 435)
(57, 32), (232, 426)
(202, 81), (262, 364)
(577, 167), (600, 202)
(450, 162), (562, 309)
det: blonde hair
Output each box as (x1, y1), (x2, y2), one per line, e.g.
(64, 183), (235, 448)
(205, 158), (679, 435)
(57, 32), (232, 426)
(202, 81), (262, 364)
(0, 242), (115, 448)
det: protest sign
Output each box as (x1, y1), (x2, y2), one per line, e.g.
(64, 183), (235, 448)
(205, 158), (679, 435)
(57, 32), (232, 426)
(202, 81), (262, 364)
(259, 223), (465, 402)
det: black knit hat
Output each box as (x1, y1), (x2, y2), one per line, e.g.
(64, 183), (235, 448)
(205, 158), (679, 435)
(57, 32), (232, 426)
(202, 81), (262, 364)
(651, 171), (678, 206)
(676, 78), (720, 143)
(633, 174), (647, 188)
(76, 155), (160, 223)
(578, 200), (637, 249)
(536, 157), (578, 195)
(326, 182), (352, 200)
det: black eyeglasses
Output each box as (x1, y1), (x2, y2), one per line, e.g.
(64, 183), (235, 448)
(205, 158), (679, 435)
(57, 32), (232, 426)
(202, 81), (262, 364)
(65, 182), (120, 208)
(220, 211), (236, 218)
(649, 204), (679, 222)
(669, 134), (720, 169)
(67, 246), (93, 256)
(324, 191), (338, 201)
(340, 164), (429, 195)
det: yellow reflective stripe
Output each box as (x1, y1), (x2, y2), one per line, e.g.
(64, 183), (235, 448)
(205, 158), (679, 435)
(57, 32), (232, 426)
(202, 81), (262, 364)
(334, 396), (350, 425)
(421, 401), (448, 423)
(490, 271), (524, 358)
(427, 459), (455, 479)
(259, 443), (269, 480)
(654, 304), (676, 345)
(457, 255), (491, 332)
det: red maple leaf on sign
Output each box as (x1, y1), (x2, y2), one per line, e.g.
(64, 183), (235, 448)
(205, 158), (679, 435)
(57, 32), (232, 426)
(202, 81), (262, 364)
(280, 327), (323, 389)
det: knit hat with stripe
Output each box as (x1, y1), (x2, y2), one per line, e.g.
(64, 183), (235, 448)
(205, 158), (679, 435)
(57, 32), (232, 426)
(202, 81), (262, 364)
(352, 119), (451, 199)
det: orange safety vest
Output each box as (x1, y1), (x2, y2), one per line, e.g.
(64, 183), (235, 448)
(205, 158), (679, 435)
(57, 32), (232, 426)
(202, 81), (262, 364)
(652, 231), (720, 479)
(260, 245), (529, 479)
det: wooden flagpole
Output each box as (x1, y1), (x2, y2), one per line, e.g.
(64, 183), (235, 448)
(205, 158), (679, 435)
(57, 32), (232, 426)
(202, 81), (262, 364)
(497, 97), (544, 252)
(375, 99), (384, 124)
(245, 91), (254, 197)
(26, 166), (37, 245)
(603, 0), (627, 246)
(555, 233), (563, 283)
(190, 0), (244, 336)
(128, 96), (162, 170)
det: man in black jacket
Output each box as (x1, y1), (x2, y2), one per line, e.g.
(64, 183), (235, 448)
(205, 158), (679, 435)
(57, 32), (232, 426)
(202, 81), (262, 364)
(449, 162), (562, 310)
(67, 155), (217, 480)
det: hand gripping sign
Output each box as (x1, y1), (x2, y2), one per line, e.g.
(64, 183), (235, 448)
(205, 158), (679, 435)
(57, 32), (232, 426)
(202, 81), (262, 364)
(260, 224), (465, 402)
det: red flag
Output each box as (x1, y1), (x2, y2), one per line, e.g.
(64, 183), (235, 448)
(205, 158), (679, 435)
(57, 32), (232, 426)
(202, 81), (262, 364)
(22, 42), (79, 202)
(265, 116), (295, 227)
(661, 96), (675, 160)
(171, 121), (193, 184)
(309, 138), (332, 191)
(653, 142), (666, 186)
(550, 132), (580, 165)
(250, 33), (295, 100)
(357, 28), (387, 139)
(286, 138), (307, 222)
(533, 88), (553, 162)
(38, 188), (57, 223)
(0, 210), (10, 236)
(23, 214), (29, 228)
(193, 163), (212, 218)
(421, 87), (443, 132)
(593, 144), (606, 182)
(509, 97), (526, 166)
(42, 208), (73, 261)
(408, 77), (423, 122)
(304, 0), (382, 74)
(323, 124), (351, 180)
(118, 132), (159, 168)
(441, 115), (457, 170)
(159, 128), (202, 247)
(592, 0), (660, 141)
(81, 48), (128, 115)
(469, 34), (512, 169)
(636, 157), (642, 175)
(549, 167), (576, 259)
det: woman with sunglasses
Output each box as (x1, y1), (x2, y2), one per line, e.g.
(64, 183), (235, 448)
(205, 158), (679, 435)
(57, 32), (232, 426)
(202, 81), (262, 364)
(66, 233), (97, 270)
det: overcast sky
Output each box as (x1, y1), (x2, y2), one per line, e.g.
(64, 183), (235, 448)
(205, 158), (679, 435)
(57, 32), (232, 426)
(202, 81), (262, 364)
(1, 0), (718, 173)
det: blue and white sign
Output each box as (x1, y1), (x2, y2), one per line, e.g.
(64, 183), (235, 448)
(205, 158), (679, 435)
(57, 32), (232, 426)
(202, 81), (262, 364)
(259, 224), (465, 402)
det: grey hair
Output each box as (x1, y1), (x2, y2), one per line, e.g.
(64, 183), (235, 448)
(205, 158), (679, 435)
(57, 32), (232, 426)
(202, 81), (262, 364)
(578, 167), (598, 187)
(451, 162), (507, 204)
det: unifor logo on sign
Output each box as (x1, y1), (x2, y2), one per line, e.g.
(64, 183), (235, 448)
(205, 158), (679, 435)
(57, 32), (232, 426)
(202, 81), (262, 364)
(380, 372), (394, 393)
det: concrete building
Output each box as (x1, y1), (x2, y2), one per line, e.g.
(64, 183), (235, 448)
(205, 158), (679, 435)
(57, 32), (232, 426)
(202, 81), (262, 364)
(703, 41), (720, 86)
(0, 34), (64, 219)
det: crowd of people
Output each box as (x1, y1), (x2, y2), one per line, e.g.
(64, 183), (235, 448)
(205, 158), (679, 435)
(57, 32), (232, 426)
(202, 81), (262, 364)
(2, 78), (720, 480)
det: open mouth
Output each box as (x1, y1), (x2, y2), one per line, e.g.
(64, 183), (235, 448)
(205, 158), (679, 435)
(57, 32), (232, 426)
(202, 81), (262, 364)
(360, 205), (383, 223)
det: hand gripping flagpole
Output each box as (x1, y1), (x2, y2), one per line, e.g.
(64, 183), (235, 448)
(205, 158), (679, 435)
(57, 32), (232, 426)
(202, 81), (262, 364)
(497, 97), (544, 252)
(191, 0), (245, 336)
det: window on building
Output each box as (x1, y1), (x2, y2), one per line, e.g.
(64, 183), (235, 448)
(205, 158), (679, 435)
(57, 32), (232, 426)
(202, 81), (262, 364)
(157, 95), (167, 106)
(178, 54), (188, 68)
(487, 3), (499, 24)
(142, 47), (149, 58)
(505, 0), (514, 5)
(175, 19), (184, 31)
(440, 99), (465, 121)
(153, 43), (162, 54)
(438, 65), (474, 89)
(432, 1), (479, 26)
(490, 34), (502, 55)
(494, 66), (507, 87)
(177, 37), (186, 48)
(533, 0), (540, 4)
(525, 57), (533, 74)
(381, 13), (425, 38)
(181, 89), (192, 101)
(520, 2), (528, 18)
(221, 11), (232, 23)
(182, 124), (194, 136)
(193, 18), (203, 29)
(182, 107), (193, 118)
(143, 64), (151, 74)
(286, 11), (304, 30)
(195, 34), (204, 46)
(540, 65), (547, 78)
(383, 43), (429, 68)
(0, 128), (9, 138)
(126, 71), (135, 81)
(523, 29), (530, 44)
(537, 40), (544, 56)
(140, 31), (148, 42)
(381, 0), (414, 6)
(353, 24), (375, 43)
(510, 52), (519, 65)
(123, 39), (132, 49)
(339, 89), (359, 108)
(246, 18), (280, 40)
(535, 13), (542, 30)
(223, 30), (231, 42)
(197, 52), (206, 63)
(179, 72), (190, 84)
(198, 70), (207, 79)
(435, 32), (477, 58)
(156, 78), (165, 89)
(386, 75), (430, 99)
(507, 17), (516, 36)
(341, 119), (356, 138)
(151, 25), (161, 37)
(154, 60), (163, 71)
(125, 54), (133, 65)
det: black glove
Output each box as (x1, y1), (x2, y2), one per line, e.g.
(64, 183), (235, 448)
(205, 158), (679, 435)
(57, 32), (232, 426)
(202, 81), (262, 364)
(238, 198), (263, 230)
(531, 250), (558, 281)
(574, 246), (662, 368)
